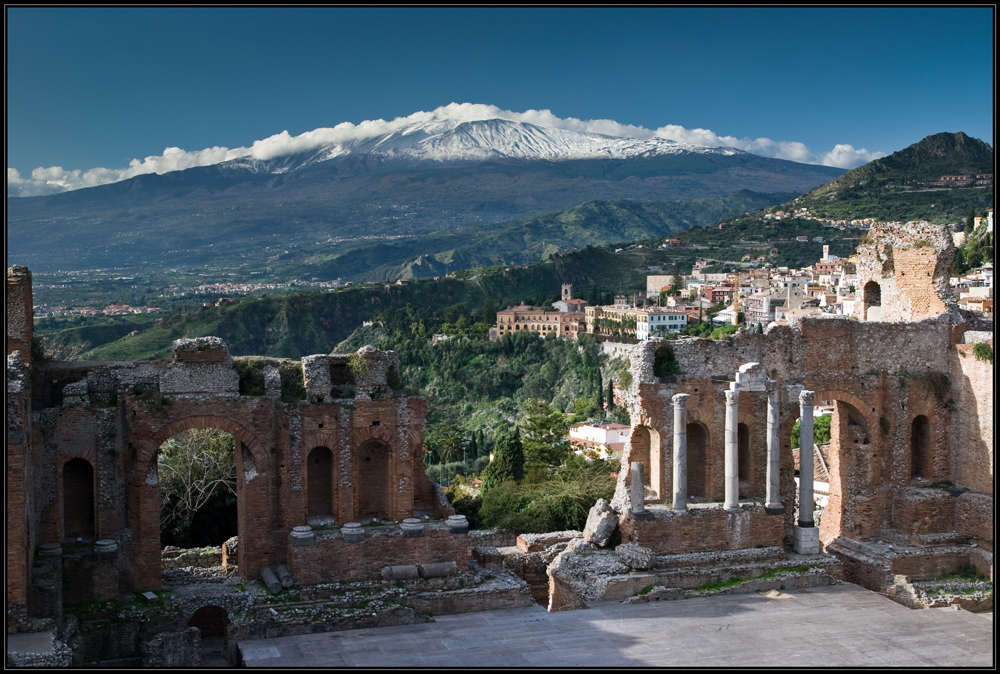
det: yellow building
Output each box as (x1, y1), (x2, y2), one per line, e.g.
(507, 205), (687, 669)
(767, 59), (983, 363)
(495, 304), (583, 339)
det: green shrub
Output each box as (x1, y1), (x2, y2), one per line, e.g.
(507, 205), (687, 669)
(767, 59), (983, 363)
(973, 342), (993, 364)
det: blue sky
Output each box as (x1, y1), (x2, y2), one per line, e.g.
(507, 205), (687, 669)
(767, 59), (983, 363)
(7, 7), (994, 196)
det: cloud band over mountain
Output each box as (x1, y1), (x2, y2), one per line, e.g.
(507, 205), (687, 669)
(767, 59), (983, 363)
(7, 103), (883, 197)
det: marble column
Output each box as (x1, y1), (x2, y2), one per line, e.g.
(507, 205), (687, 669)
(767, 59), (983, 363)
(798, 390), (816, 527)
(630, 462), (647, 517)
(672, 393), (689, 511)
(765, 381), (783, 513)
(724, 388), (740, 511)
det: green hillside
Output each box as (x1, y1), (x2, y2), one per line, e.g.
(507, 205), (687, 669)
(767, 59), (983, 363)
(303, 191), (795, 282)
(791, 132), (993, 223)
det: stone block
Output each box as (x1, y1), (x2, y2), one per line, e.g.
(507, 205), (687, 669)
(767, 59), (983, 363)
(616, 543), (654, 570)
(793, 526), (820, 555)
(583, 498), (617, 547)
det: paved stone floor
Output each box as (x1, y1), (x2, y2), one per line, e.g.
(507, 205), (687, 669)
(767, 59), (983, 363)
(238, 584), (994, 667)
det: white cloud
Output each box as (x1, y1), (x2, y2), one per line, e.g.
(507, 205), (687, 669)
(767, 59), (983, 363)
(7, 103), (882, 196)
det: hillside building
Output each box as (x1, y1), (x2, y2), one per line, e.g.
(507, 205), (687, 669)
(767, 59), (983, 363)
(495, 304), (584, 339)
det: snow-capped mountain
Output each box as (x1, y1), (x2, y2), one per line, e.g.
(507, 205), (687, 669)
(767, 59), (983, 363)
(226, 117), (744, 175)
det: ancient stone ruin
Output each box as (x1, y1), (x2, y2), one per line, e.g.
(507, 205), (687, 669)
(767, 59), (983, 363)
(545, 222), (992, 610)
(4, 222), (993, 664)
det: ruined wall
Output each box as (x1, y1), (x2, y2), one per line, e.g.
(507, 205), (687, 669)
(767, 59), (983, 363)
(622, 306), (990, 552)
(8, 318), (435, 615)
(851, 221), (958, 322)
(6, 353), (34, 626)
(288, 525), (468, 584)
(6, 266), (33, 363)
(949, 342), (993, 494)
(618, 506), (784, 555)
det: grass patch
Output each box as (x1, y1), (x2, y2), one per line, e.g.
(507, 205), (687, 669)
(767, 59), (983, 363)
(636, 584), (654, 596)
(693, 576), (745, 593)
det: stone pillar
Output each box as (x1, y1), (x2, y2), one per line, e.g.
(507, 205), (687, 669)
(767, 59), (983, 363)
(630, 462), (652, 519)
(794, 390), (820, 554)
(724, 389), (740, 511)
(765, 382), (783, 514)
(671, 393), (689, 511)
(798, 390), (815, 526)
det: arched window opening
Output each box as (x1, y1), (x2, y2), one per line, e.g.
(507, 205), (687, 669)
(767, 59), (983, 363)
(63, 458), (96, 541)
(307, 446), (334, 524)
(687, 422), (709, 499)
(863, 281), (882, 320)
(910, 415), (931, 480)
(358, 440), (390, 521)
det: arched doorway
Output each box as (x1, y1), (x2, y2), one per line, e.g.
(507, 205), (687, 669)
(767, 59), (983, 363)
(63, 458), (96, 542)
(307, 446), (335, 525)
(687, 422), (709, 499)
(358, 439), (390, 520)
(821, 397), (875, 543)
(863, 281), (882, 321)
(158, 428), (238, 550)
(910, 415), (931, 480)
(189, 605), (230, 666)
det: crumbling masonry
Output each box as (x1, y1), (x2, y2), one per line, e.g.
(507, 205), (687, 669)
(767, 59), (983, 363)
(546, 222), (992, 609)
(6, 270), (458, 637)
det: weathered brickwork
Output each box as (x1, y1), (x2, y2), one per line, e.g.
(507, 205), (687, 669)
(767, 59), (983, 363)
(618, 506), (784, 555)
(5, 272), (452, 628)
(615, 221), (991, 590)
(850, 221), (957, 322)
(288, 524), (468, 584)
(6, 266), (33, 363)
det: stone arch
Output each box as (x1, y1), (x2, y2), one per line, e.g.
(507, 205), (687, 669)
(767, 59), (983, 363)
(909, 415), (931, 481)
(686, 420), (710, 499)
(188, 604), (229, 637)
(63, 458), (96, 542)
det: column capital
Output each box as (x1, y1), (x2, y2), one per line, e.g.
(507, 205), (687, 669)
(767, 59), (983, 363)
(671, 392), (690, 406)
(799, 390), (815, 406)
(724, 389), (740, 404)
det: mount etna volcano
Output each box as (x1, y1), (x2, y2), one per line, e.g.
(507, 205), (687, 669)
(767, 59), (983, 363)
(8, 115), (845, 275)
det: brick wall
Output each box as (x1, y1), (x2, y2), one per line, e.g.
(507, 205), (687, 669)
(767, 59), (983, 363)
(618, 506), (783, 555)
(288, 525), (467, 584)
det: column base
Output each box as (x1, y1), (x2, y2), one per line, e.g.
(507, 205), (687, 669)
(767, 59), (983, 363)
(793, 525), (820, 554)
(631, 510), (655, 521)
(764, 505), (785, 516)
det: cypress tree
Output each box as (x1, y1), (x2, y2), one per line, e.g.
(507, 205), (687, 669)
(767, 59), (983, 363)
(596, 369), (604, 412)
(480, 428), (524, 492)
(607, 379), (615, 412)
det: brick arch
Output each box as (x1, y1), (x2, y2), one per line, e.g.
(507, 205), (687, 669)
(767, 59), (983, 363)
(813, 391), (879, 545)
(137, 415), (268, 477)
(629, 416), (667, 500)
(352, 425), (398, 449)
(298, 431), (341, 456)
(812, 389), (878, 432)
(685, 415), (713, 499)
